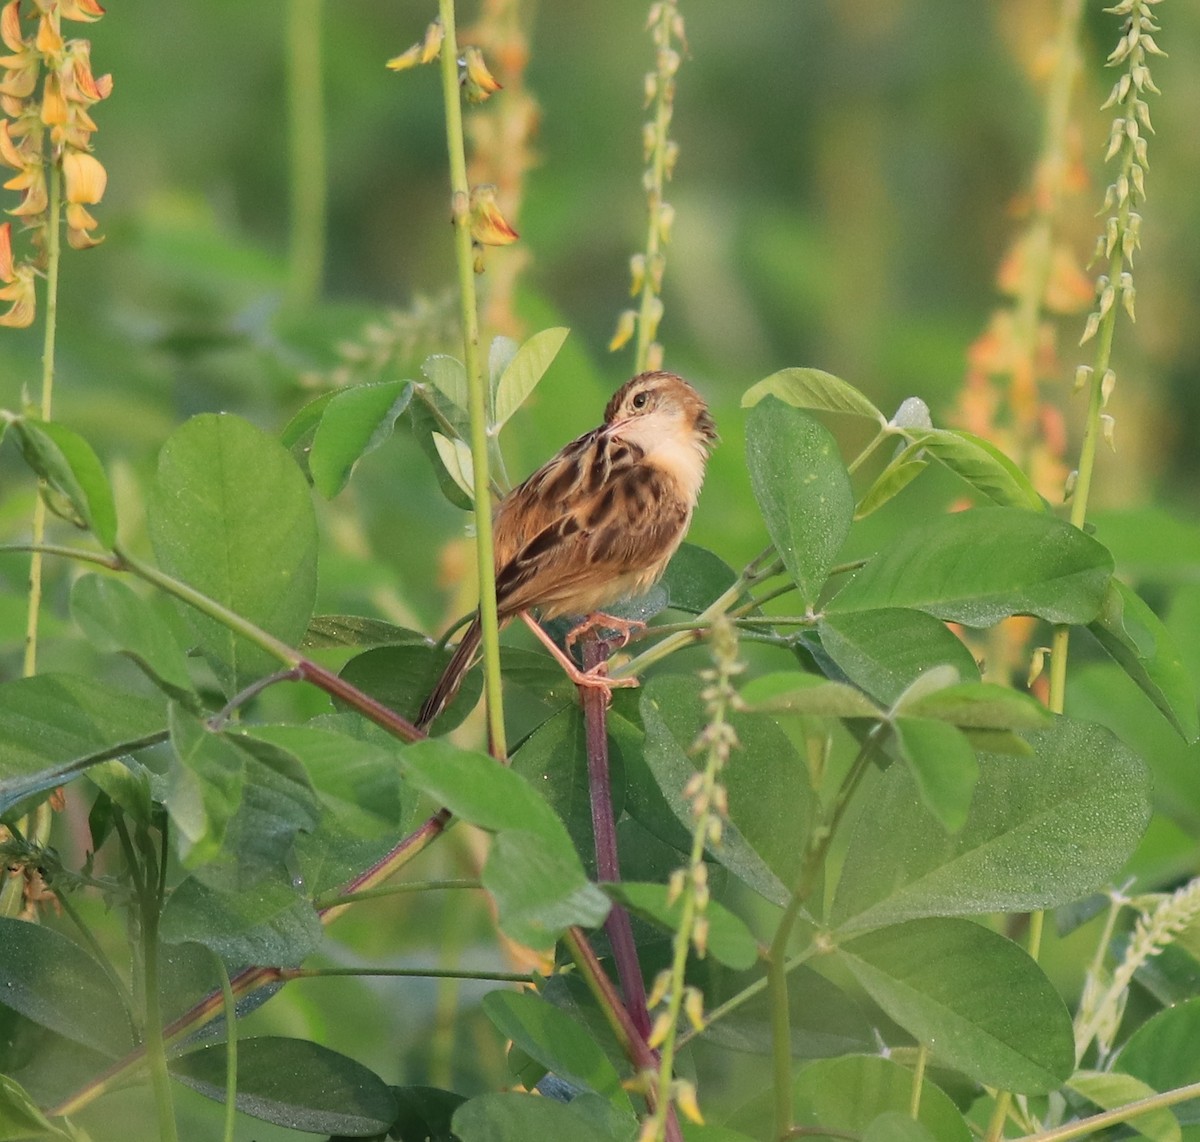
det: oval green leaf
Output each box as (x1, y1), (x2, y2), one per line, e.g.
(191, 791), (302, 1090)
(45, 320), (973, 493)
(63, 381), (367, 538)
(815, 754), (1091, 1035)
(308, 379), (412, 498)
(14, 417), (117, 548)
(836, 917), (1074, 1093)
(171, 1036), (397, 1135)
(745, 398), (854, 608)
(146, 413), (318, 695)
(742, 367), (886, 424)
(493, 327), (569, 429)
(832, 716), (1150, 934)
(827, 507), (1113, 627)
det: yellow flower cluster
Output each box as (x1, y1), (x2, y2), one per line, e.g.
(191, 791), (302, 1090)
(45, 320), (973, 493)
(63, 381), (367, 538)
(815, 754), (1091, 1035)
(0, 0), (110, 327)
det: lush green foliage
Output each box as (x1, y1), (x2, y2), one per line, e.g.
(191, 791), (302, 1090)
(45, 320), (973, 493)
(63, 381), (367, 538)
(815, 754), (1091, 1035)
(2, 3), (1200, 1142)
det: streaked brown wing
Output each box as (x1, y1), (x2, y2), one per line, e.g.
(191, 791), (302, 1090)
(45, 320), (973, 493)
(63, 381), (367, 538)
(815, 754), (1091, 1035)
(495, 461), (688, 619)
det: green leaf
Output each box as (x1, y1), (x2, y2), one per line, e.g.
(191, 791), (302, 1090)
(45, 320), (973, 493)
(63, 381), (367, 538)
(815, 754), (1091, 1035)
(903, 427), (1046, 511)
(338, 644), (482, 734)
(819, 608), (980, 706)
(863, 1112), (939, 1142)
(159, 875), (323, 964)
(70, 575), (196, 702)
(835, 917), (1074, 1093)
(896, 681), (1051, 730)
(0, 918), (133, 1057)
(493, 327), (570, 429)
(12, 418), (118, 547)
(739, 671), (883, 719)
(605, 881), (758, 970)
(308, 380), (412, 498)
(891, 717), (979, 833)
(399, 739), (610, 947)
(431, 430), (475, 498)
(1093, 506), (1200, 581)
(784, 1056), (970, 1142)
(422, 353), (468, 410)
(147, 413), (318, 695)
(510, 706), (622, 875)
(828, 507), (1113, 627)
(855, 456), (928, 519)
(1089, 577), (1199, 743)
(742, 367), (886, 423)
(171, 1037), (397, 1135)
(166, 705), (246, 867)
(453, 1092), (629, 1142)
(0, 674), (165, 818)
(482, 830), (612, 950)
(390, 1087), (466, 1142)
(660, 543), (740, 614)
(832, 717), (1150, 934)
(1069, 1071), (1182, 1142)
(0, 1074), (78, 1141)
(279, 389), (336, 453)
(238, 723), (408, 840)
(408, 392), (473, 510)
(745, 398), (853, 608)
(302, 614), (429, 649)
(481, 991), (631, 1110)
(1117, 996), (1200, 1097)
(639, 674), (814, 905)
(701, 963), (874, 1059)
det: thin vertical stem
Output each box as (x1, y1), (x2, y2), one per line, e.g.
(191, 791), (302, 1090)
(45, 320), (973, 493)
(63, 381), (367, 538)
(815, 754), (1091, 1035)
(437, 0), (506, 757)
(22, 158), (62, 678)
(285, 0), (327, 308)
(581, 636), (651, 1038)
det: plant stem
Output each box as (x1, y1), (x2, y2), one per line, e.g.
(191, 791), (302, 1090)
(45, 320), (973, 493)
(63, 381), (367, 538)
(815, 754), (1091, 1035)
(23, 158), (62, 679)
(276, 965), (536, 983)
(562, 927), (682, 1142)
(768, 730), (880, 1141)
(313, 877), (481, 909)
(1012, 1080), (1200, 1142)
(581, 635), (651, 1038)
(436, 0), (506, 758)
(285, 0), (326, 308)
(139, 830), (178, 1142)
(615, 546), (779, 680)
(213, 954), (237, 1142)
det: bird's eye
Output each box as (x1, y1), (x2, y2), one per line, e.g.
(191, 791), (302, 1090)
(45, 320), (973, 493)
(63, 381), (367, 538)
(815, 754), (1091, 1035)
(631, 391), (649, 410)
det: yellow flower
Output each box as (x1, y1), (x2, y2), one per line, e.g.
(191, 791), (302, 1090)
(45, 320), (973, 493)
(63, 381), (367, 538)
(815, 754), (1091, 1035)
(1, 2), (25, 54)
(39, 71), (67, 125)
(62, 147), (105, 203)
(0, 221), (34, 326)
(468, 183), (517, 246)
(59, 0), (105, 23)
(461, 45), (501, 103)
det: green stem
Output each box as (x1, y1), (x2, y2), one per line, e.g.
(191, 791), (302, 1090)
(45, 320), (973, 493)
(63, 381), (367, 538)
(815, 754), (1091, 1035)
(436, 0), (506, 757)
(845, 426), (891, 476)
(313, 877), (481, 909)
(22, 157), (62, 680)
(615, 546), (779, 679)
(285, 0), (326, 308)
(213, 954), (237, 1142)
(1010, 1080), (1200, 1142)
(767, 731), (880, 1141)
(139, 831), (178, 1142)
(277, 965), (536, 983)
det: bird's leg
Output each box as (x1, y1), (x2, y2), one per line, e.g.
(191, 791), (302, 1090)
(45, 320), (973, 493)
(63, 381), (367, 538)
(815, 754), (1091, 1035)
(564, 611), (647, 651)
(518, 612), (639, 692)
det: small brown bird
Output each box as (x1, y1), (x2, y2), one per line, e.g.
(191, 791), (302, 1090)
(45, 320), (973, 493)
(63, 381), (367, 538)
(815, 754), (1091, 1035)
(416, 370), (717, 730)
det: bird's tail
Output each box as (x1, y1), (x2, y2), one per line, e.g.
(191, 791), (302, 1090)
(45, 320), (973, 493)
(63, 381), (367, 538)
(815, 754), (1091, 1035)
(416, 615), (482, 731)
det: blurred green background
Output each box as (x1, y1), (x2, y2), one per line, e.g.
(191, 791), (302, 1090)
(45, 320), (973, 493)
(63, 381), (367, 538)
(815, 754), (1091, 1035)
(2, 2), (1200, 1137)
